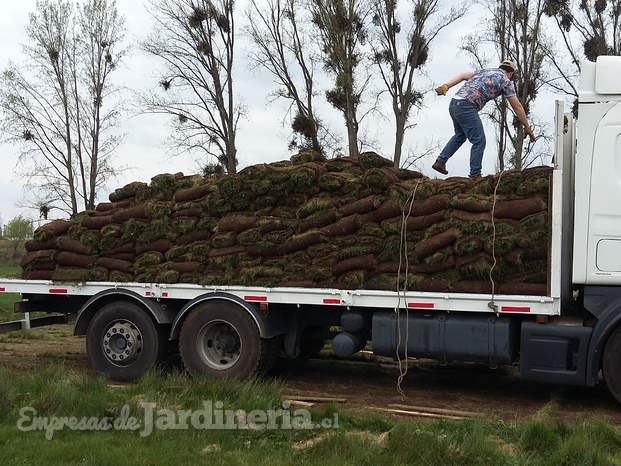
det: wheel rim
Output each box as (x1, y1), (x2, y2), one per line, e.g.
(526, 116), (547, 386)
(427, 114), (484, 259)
(102, 320), (143, 366)
(196, 320), (242, 371)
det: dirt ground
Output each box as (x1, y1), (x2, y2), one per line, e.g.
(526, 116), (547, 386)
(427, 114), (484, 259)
(2, 323), (621, 425)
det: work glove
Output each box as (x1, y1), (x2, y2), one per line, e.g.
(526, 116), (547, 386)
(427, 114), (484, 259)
(524, 125), (536, 143)
(435, 83), (449, 96)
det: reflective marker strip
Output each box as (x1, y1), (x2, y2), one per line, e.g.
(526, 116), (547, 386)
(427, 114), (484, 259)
(323, 298), (341, 305)
(407, 302), (435, 309)
(501, 306), (531, 313)
(49, 289), (68, 294)
(0, 287), (4, 292)
(145, 291), (152, 296)
(162, 292), (169, 297)
(244, 295), (267, 302)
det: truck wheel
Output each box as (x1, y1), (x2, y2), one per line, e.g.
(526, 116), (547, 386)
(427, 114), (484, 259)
(86, 301), (166, 383)
(179, 300), (272, 379)
(602, 325), (621, 404)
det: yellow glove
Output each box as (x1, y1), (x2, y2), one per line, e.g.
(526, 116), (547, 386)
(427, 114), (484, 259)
(524, 125), (535, 142)
(435, 83), (449, 96)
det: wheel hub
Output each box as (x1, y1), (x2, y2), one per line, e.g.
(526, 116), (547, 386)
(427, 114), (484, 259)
(102, 321), (143, 365)
(218, 332), (239, 353)
(196, 321), (242, 371)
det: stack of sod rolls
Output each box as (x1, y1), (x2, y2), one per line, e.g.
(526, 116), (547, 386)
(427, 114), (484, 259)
(21, 150), (551, 295)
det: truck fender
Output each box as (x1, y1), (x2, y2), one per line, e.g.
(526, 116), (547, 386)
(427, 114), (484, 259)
(584, 289), (621, 385)
(169, 292), (287, 341)
(74, 289), (176, 336)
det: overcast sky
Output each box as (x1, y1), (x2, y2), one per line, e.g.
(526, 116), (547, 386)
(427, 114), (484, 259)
(0, 0), (557, 225)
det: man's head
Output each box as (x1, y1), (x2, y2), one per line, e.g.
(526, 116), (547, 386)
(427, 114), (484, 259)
(499, 59), (517, 77)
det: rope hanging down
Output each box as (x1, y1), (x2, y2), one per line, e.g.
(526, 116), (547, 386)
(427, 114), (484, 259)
(395, 181), (420, 400)
(487, 170), (505, 315)
(394, 172), (504, 398)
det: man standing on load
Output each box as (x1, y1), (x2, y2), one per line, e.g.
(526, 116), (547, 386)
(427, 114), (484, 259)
(432, 59), (536, 179)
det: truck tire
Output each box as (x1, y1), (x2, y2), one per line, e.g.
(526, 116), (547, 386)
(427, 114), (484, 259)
(179, 300), (273, 379)
(86, 301), (166, 382)
(603, 325), (621, 404)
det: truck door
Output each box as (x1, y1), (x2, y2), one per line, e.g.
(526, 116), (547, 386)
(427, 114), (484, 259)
(587, 103), (621, 281)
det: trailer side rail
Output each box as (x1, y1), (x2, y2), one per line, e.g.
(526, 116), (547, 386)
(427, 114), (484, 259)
(0, 278), (559, 315)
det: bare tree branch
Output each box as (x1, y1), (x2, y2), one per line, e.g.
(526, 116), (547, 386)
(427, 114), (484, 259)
(139, 0), (242, 174)
(370, 0), (466, 167)
(309, 0), (372, 158)
(245, 0), (340, 155)
(0, 0), (126, 216)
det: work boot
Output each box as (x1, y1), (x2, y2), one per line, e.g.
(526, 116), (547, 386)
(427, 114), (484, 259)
(468, 172), (482, 179)
(432, 160), (448, 175)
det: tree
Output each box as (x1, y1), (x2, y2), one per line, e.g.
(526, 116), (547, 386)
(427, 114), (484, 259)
(140, 0), (241, 175)
(3, 216), (34, 260)
(546, 0), (621, 61)
(543, 0), (621, 113)
(0, 0), (126, 216)
(309, 0), (371, 158)
(461, 0), (549, 171)
(370, 0), (466, 167)
(246, 0), (337, 155)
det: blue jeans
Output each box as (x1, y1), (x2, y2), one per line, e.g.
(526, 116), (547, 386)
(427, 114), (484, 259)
(437, 99), (485, 176)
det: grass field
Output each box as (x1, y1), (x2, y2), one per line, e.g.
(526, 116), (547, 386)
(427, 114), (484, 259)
(0, 365), (620, 465)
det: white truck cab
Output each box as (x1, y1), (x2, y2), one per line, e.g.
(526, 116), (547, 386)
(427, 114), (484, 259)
(573, 56), (621, 284)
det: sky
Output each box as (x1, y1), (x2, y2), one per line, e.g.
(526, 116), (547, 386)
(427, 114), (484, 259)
(0, 0), (558, 226)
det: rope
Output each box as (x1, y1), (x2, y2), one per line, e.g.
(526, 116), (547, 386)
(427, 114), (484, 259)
(395, 181), (420, 400)
(393, 173), (503, 398)
(487, 170), (505, 315)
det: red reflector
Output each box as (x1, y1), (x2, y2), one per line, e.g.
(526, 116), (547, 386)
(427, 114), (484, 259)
(323, 298), (341, 305)
(162, 292), (168, 298)
(407, 302), (435, 309)
(244, 295), (267, 302)
(49, 288), (68, 294)
(0, 287), (5, 292)
(145, 291), (152, 297)
(501, 306), (530, 313)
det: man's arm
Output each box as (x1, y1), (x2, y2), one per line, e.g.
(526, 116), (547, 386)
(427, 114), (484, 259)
(507, 95), (536, 142)
(445, 71), (474, 88)
(435, 71), (475, 95)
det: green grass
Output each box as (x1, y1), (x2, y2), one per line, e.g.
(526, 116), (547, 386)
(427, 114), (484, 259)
(0, 265), (20, 278)
(0, 292), (20, 323)
(0, 329), (52, 342)
(0, 264), (49, 323)
(1, 365), (621, 465)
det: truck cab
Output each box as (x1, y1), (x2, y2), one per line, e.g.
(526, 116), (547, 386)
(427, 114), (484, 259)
(573, 56), (621, 285)
(520, 56), (621, 403)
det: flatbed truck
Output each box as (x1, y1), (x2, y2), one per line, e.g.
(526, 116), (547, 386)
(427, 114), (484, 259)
(2, 56), (621, 404)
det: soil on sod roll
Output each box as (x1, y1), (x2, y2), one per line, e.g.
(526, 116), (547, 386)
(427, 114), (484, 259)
(22, 150), (552, 295)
